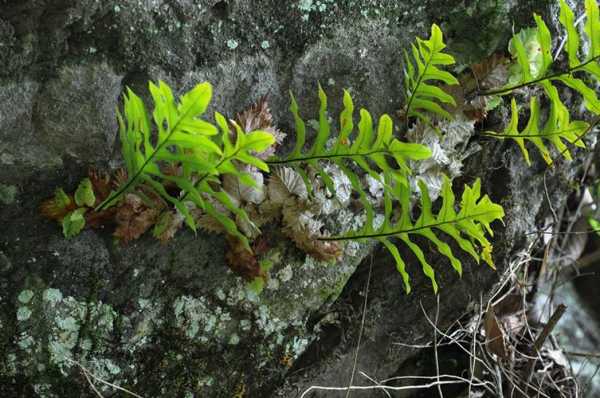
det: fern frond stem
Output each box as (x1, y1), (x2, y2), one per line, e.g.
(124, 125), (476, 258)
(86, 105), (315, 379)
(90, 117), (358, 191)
(404, 54), (434, 131)
(179, 148), (243, 202)
(480, 126), (586, 139)
(96, 106), (199, 211)
(266, 148), (399, 165)
(566, 114), (600, 147)
(477, 54), (600, 97)
(319, 211), (498, 241)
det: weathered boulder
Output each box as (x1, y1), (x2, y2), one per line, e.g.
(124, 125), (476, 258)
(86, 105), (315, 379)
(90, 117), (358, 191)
(0, 1), (587, 397)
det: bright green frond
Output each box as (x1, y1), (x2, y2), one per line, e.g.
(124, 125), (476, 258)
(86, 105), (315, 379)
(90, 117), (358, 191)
(268, 87), (432, 202)
(484, 1), (600, 165)
(483, 97), (589, 165)
(403, 24), (459, 125)
(324, 176), (504, 293)
(98, 80), (274, 245)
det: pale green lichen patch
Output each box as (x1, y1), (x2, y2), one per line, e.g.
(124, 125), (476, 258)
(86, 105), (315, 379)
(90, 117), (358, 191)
(173, 295), (237, 343)
(16, 306), (32, 321)
(121, 298), (164, 353)
(18, 290), (34, 304)
(226, 39), (239, 50)
(12, 287), (122, 385)
(43, 288), (63, 304)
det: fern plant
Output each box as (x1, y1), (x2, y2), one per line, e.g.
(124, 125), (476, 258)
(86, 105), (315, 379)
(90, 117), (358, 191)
(44, 22), (507, 294)
(482, 0), (600, 165)
(97, 81), (275, 249)
(402, 23), (459, 127)
(270, 87), (504, 293)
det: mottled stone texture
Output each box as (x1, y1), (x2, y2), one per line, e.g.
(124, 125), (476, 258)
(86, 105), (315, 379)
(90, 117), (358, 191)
(0, 0), (583, 397)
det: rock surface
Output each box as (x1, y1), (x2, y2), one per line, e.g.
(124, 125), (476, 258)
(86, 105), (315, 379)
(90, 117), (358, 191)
(0, 0), (590, 397)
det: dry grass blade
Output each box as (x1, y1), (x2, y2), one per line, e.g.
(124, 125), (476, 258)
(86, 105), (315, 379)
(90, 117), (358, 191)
(66, 358), (144, 398)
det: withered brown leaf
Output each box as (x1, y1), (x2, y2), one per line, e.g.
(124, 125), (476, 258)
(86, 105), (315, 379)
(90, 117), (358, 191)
(225, 235), (263, 281)
(153, 210), (184, 243)
(234, 96), (286, 160)
(470, 53), (509, 91)
(484, 308), (508, 359)
(281, 207), (342, 262)
(113, 193), (161, 243)
(88, 168), (112, 204)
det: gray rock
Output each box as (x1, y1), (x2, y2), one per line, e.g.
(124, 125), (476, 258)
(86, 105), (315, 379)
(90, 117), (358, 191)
(0, 78), (61, 175)
(0, 0), (579, 397)
(35, 62), (122, 164)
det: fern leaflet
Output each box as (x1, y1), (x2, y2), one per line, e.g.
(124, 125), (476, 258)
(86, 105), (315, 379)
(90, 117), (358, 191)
(483, 97), (589, 165)
(402, 23), (459, 126)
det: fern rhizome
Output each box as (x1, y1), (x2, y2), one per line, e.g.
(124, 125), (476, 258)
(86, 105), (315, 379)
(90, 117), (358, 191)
(42, 1), (600, 293)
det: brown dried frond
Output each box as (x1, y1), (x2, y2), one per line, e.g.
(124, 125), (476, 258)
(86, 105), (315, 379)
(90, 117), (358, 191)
(470, 53), (509, 91)
(112, 168), (129, 189)
(197, 214), (227, 234)
(113, 193), (160, 242)
(225, 235), (262, 280)
(39, 192), (77, 222)
(153, 210), (184, 243)
(88, 168), (112, 203)
(281, 206), (342, 262)
(234, 96), (286, 159)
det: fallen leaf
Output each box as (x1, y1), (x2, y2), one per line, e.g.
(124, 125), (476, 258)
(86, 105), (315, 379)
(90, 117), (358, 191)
(484, 308), (508, 359)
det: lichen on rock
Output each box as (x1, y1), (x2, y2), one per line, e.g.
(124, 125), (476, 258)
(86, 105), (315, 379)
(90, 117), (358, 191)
(0, 0), (563, 396)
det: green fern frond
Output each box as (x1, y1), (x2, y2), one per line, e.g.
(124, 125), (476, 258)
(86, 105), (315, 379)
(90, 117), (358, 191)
(482, 0), (600, 165)
(97, 81), (275, 249)
(561, 0), (600, 80)
(267, 85), (433, 217)
(403, 24), (459, 126)
(323, 176), (504, 294)
(483, 97), (589, 165)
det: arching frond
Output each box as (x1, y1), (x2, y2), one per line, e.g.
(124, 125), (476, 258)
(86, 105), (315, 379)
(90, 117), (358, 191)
(483, 97), (588, 165)
(323, 176), (504, 294)
(267, 85), (432, 218)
